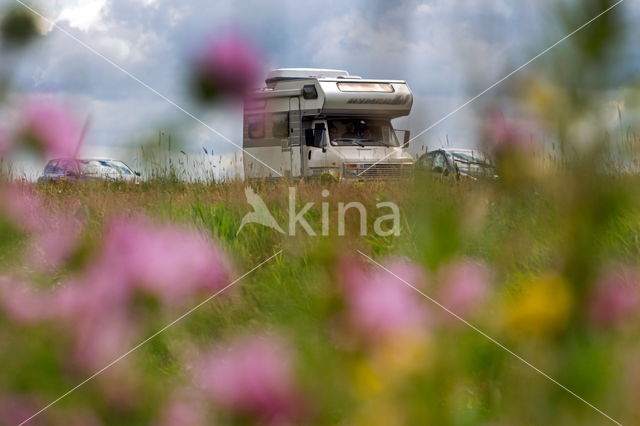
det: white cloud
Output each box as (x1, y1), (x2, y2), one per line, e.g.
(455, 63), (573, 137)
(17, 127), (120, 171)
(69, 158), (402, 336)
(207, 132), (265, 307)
(56, 0), (107, 31)
(415, 3), (433, 16)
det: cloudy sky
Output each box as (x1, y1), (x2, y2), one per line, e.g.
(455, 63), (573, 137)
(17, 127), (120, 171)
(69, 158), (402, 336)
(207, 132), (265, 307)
(1, 0), (638, 176)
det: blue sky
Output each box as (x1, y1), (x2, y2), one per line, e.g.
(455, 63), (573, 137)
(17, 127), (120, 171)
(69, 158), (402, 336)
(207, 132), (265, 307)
(1, 0), (638, 172)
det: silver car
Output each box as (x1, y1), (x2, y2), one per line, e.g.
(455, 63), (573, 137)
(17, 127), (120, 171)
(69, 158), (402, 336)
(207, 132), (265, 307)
(38, 158), (140, 183)
(417, 149), (497, 180)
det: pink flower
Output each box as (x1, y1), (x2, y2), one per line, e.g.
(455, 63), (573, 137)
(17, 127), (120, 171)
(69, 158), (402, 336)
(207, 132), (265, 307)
(195, 334), (303, 424)
(0, 185), (83, 270)
(21, 100), (81, 158)
(588, 266), (640, 328)
(0, 127), (13, 156)
(45, 269), (134, 371)
(29, 213), (82, 270)
(0, 278), (51, 323)
(0, 184), (43, 230)
(436, 259), (491, 321)
(160, 389), (207, 426)
(485, 111), (535, 155)
(340, 258), (430, 343)
(0, 395), (41, 426)
(72, 307), (135, 371)
(194, 32), (262, 99)
(99, 216), (232, 306)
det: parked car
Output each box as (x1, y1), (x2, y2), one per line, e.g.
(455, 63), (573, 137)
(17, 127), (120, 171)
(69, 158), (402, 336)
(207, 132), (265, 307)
(38, 158), (140, 183)
(417, 148), (497, 180)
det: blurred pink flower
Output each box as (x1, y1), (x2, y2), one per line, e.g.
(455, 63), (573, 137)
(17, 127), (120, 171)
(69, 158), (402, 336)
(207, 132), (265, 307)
(486, 111), (535, 155)
(22, 100), (81, 158)
(160, 389), (207, 426)
(0, 127), (12, 156)
(38, 268), (132, 371)
(0, 185), (82, 270)
(196, 334), (303, 424)
(72, 307), (135, 371)
(588, 267), (640, 328)
(99, 216), (232, 306)
(0, 278), (51, 323)
(0, 394), (41, 426)
(194, 32), (262, 99)
(340, 258), (430, 343)
(437, 259), (491, 321)
(29, 213), (82, 270)
(0, 184), (44, 230)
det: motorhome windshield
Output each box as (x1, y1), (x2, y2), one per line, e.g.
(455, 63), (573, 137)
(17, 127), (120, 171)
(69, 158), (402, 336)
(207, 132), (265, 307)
(328, 118), (399, 147)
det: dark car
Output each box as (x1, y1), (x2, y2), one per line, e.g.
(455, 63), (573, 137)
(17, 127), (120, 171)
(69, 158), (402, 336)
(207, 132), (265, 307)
(38, 158), (140, 183)
(417, 149), (497, 180)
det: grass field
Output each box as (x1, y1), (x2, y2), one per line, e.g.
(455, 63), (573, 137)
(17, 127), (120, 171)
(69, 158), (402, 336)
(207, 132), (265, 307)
(2, 170), (640, 425)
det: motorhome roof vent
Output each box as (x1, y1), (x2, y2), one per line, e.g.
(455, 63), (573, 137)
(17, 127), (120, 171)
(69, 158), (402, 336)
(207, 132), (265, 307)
(266, 68), (349, 84)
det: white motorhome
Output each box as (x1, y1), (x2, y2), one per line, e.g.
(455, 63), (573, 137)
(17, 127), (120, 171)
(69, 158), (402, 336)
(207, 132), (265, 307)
(243, 68), (414, 180)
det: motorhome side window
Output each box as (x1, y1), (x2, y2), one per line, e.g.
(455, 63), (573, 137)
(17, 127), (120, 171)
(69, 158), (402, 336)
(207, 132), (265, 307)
(247, 114), (265, 139)
(271, 112), (289, 138)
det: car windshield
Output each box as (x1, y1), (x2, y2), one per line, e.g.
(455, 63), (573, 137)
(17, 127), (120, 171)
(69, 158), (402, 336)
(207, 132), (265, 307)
(78, 159), (133, 175)
(328, 118), (399, 147)
(451, 152), (493, 168)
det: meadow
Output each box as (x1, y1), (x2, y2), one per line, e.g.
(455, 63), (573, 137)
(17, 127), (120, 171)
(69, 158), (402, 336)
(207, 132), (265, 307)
(1, 1), (639, 423)
(2, 168), (640, 425)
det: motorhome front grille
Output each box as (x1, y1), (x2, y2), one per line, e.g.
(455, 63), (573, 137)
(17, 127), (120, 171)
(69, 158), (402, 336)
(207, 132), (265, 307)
(345, 163), (412, 179)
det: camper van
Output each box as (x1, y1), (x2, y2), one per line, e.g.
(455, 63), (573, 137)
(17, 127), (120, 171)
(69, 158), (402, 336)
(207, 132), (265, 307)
(243, 68), (414, 180)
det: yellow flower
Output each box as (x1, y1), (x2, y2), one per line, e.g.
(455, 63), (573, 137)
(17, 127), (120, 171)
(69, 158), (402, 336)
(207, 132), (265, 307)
(349, 400), (403, 426)
(503, 274), (573, 338)
(523, 77), (561, 113)
(352, 359), (386, 398)
(371, 333), (431, 377)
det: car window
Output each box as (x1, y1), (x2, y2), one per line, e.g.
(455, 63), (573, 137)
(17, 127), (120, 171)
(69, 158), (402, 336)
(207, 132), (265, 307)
(44, 160), (59, 174)
(433, 152), (446, 170)
(58, 160), (77, 173)
(106, 160), (133, 175)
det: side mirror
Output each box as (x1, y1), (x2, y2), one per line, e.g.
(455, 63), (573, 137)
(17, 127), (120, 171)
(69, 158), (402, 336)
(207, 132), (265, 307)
(305, 128), (315, 147)
(134, 171), (141, 177)
(314, 123), (326, 152)
(65, 170), (79, 178)
(305, 124), (327, 151)
(403, 130), (411, 146)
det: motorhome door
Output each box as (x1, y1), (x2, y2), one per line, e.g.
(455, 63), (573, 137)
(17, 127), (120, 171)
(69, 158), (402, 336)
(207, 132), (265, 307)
(288, 97), (302, 177)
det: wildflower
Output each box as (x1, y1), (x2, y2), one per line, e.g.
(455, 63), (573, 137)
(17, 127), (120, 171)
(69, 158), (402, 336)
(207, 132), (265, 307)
(100, 216), (232, 307)
(436, 259), (491, 321)
(195, 334), (304, 424)
(588, 266), (640, 328)
(160, 389), (207, 426)
(51, 270), (135, 371)
(0, 278), (50, 323)
(503, 274), (573, 338)
(340, 258), (430, 344)
(0, 127), (12, 156)
(0, 184), (43, 230)
(192, 32), (262, 100)
(0, 185), (82, 270)
(20, 100), (81, 158)
(486, 111), (531, 155)
(0, 394), (39, 426)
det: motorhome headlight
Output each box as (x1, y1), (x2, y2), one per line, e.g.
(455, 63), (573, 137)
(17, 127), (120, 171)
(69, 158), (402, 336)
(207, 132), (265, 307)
(343, 163), (359, 176)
